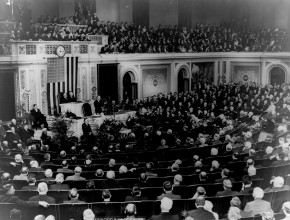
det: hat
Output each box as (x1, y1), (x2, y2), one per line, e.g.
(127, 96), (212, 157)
(14, 154), (22, 162)
(223, 179), (232, 188)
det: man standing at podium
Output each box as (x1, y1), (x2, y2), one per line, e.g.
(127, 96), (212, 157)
(94, 96), (103, 114)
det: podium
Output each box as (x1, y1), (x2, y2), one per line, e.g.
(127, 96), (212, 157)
(59, 102), (85, 117)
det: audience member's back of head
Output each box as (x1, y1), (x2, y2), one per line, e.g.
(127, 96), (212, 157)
(83, 209), (95, 220)
(160, 197), (173, 212)
(253, 187), (264, 199)
(34, 215), (45, 220)
(37, 182), (48, 195)
(10, 208), (22, 220)
(228, 206), (241, 220)
(195, 196), (206, 207)
(125, 203), (137, 217)
(163, 181), (172, 192)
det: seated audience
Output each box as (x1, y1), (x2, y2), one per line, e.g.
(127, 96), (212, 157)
(29, 182), (56, 203)
(244, 187), (272, 217)
(149, 197), (179, 220)
(63, 188), (85, 203)
(156, 181), (181, 200)
(49, 173), (70, 190)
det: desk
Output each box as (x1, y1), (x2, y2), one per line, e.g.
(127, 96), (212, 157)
(47, 111), (136, 139)
(60, 102), (96, 117)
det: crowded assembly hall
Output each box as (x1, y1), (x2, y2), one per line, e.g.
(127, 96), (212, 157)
(1, 0), (290, 220)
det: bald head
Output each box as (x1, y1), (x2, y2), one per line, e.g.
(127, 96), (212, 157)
(125, 203), (136, 216)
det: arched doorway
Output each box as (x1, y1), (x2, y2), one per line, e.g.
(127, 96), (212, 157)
(269, 66), (286, 85)
(178, 67), (189, 93)
(123, 71), (137, 101)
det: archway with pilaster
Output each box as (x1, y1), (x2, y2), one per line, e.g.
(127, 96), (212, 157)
(264, 61), (290, 85)
(119, 65), (139, 101)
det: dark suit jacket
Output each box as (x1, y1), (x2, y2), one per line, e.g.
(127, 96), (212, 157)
(82, 123), (92, 137)
(187, 207), (215, 220)
(125, 195), (149, 201)
(149, 212), (180, 220)
(49, 183), (70, 190)
(157, 192), (181, 200)
(22, 185), (37, 191)
(0, 195), (39, 207)
(94, 100), (103, 114)
(29, 194), (56, 203)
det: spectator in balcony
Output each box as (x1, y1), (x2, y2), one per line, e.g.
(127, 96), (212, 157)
(101, 170), (119, 189)
(149, 197), (179, 220)
(0, 184), (49, 207)
(156, 181), (181, 200)
(57, 160), (73, 173)
(83, 209), (95, 220)
(29, 182), (56, 203)
(63, 188), (85, 204)
(125, 185), (149, 201)
(228, 206), (241, 220)
(216, 179), (238, 196)
(65, 166), (86, 181)
(39, 169), (54, 184)
(244, 187), (271, 217)
(239, 175), (253, 194)
(185, 196), (215, 220)
(265, 176), (290, 192)
(13, 166), (29, 181)
(49, 173), (70, 190)
(22, 173), (37, 191)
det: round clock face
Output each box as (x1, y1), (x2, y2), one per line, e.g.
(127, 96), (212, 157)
(56, 46), (65, 57)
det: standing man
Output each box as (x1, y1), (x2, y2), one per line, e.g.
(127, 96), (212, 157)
(30, 104), (48, 129)
(94, 96), (103, 114)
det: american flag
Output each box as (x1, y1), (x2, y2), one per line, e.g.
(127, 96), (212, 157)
(47, 57), (78, 115)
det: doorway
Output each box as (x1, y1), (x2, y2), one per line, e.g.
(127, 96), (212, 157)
(178, 67), (189, 93)
(123, 71), (137, 101)
(269, 66), (286, 85)
(0, 69), (16, 120)
(97, 64), (118, 102)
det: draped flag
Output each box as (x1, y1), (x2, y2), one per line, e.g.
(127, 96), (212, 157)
(47, 57), (78, 115)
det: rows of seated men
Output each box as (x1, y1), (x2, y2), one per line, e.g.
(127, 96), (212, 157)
(1, 82), (290, 219)
(10, 14), (286, 53)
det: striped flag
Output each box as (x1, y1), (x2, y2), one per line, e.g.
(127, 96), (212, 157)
(47, 57), (78, 115)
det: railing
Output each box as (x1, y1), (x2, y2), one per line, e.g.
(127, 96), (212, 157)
(4, 36), (108, 56)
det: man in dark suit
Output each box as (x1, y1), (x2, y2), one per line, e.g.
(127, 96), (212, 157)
(125, 185), (149, 201)
(22, 173), (37, 191)
(0, 120), (7, 142)
(19, 124), (38, 146)
(68, 91), (76, 102)
(82, 118), (94, 141)
(94, 95), (103, 114)
(30, 104), (48, 128)
(156, 181), (181, 200)
(216, 179), (238, 196)
(6, 127), (22, 149)
(29, 182), (56, 203)
(149, 197), (179, 220)
(63, 188), (85, 204)
(186, 196), (215, 220)
(49, 173), (70, 190)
